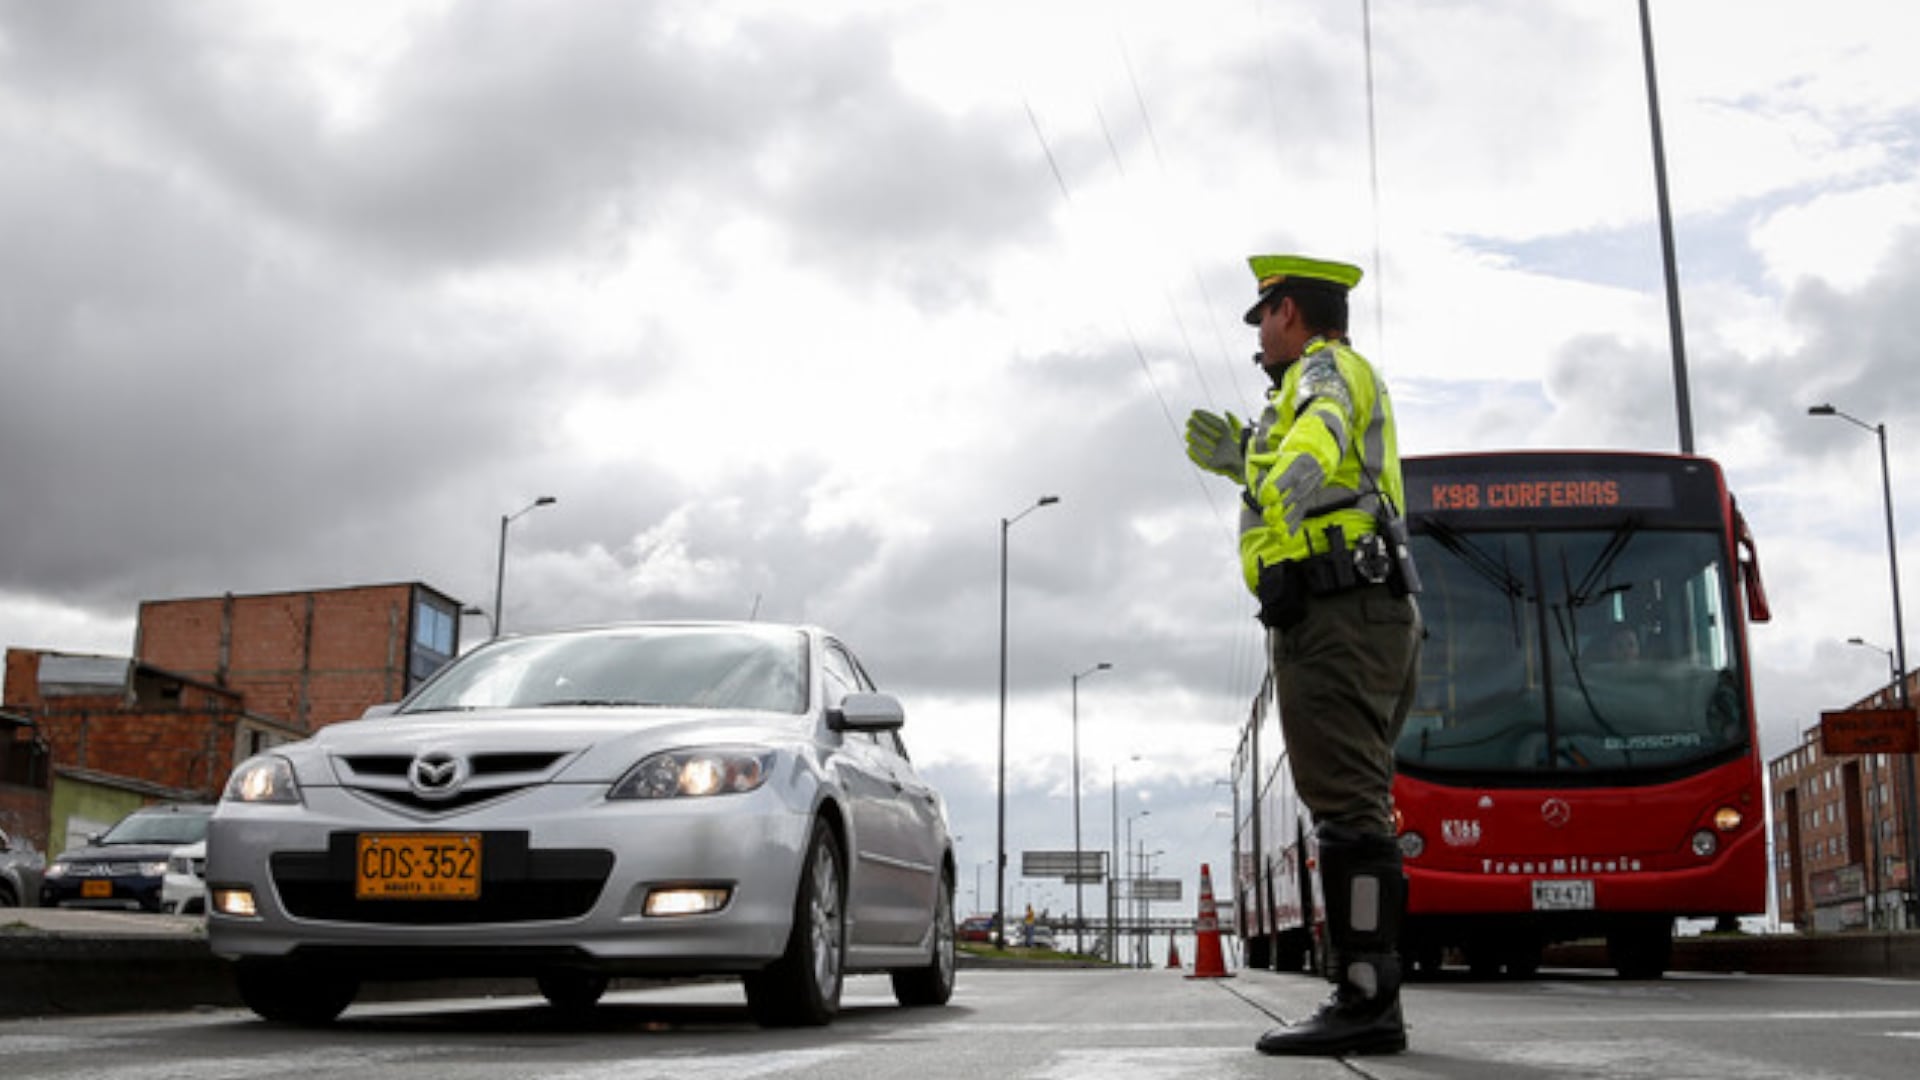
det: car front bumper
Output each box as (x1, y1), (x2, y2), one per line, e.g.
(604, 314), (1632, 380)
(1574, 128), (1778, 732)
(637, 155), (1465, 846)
(206, 782), (813, 975)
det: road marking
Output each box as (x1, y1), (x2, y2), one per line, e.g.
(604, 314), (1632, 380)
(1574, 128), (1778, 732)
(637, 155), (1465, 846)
(545, 1048), (859, 1079)
(1460, 1036), (1861, 1080)
(1029, 1046), (1248, 1080)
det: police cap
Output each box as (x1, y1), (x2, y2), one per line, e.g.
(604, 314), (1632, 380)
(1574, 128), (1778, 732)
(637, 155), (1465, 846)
(1242, 254), (1363, 325)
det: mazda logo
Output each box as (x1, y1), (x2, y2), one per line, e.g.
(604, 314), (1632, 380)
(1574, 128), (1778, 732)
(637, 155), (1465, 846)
(409, 751), (468, 800)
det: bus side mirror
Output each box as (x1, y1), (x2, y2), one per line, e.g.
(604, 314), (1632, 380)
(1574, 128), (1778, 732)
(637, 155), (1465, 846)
(1735, 508), (1771, 623)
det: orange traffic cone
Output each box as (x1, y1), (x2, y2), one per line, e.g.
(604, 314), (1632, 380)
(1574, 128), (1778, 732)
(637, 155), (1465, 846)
(1186, 862), (1233, 979)
(1166, 937), (1182, 969)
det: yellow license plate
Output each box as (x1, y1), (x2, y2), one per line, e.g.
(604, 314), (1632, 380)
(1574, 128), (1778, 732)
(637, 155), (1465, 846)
(355, 833), (482, 900)
(82, 879), (114, 899)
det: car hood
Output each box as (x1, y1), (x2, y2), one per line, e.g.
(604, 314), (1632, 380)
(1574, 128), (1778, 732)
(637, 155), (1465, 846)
(279, 707), (818, 785)
(52, 841), (181, 864)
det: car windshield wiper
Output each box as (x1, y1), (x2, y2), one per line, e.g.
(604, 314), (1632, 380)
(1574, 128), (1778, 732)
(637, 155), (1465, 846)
(526, 698), (666, 709)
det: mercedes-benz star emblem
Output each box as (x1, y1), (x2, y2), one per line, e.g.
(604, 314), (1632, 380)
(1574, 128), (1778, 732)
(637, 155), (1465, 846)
(1541, 797), (1572, 829)
(409, 751), (468, 800)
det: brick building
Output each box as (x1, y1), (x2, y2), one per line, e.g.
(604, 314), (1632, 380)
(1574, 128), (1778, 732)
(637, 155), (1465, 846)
(2, 582), (468, 854)
(135, 582), (466, 730)
(1768, 672), (1918, 932)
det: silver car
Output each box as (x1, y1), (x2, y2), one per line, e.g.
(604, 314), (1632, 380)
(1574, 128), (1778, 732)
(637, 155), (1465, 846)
(206, 622), (955, 1026)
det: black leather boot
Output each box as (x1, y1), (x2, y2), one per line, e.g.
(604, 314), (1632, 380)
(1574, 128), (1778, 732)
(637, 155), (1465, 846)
(1256, 975), (1407, 1056)
(1256, 825), (1408, 1057)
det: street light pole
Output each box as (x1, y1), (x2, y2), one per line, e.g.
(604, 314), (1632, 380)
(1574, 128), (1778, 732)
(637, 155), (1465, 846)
(1109, 755), (1140, 961)
(1070, 662), (1111, 955)
(1125, 809), (1149, 968)
(1811, 404), (1917, 927)
(1847, 636), (1897, 928)
(996, 494), (1060, 947)
(493, 496), (557, 638)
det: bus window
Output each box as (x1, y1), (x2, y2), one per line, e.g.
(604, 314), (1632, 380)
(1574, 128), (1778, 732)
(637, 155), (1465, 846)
(1399, 526), (1747, 779)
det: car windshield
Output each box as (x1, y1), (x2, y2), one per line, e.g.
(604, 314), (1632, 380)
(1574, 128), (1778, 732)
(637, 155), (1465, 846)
(402, 625), (810, 715)
(101, 810), (212, 846)
(1397, 526), (1748, 779)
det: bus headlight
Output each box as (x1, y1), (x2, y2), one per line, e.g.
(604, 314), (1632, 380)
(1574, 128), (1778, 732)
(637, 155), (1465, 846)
(1691, 829), (1718, 857)
(1398, 832), (1426, 860)
(1714, 807), (1742, 832)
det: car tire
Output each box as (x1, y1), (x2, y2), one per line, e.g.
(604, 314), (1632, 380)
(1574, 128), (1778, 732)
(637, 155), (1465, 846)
(0, 881), (17, 908)
(537, 970), (610, 1012)
(234, 960), (358, 1026)
(891, 868), (955, 1007)
(744, 820), (845, 1027)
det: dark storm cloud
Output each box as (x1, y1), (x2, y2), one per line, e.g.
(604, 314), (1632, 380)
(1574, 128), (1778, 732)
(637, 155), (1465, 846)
(0, 2), (1057, 275)
(1787, 232), (1920, 442)
(0, 0), (1073, 629)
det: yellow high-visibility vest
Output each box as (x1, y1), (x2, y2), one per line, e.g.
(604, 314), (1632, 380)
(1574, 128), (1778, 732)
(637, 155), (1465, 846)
(1238, 336), (1407, 593)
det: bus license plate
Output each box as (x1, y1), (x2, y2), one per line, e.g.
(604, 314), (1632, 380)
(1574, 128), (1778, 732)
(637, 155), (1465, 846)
(355, 834), (482, 900)
(1532, 879), (1594, 911)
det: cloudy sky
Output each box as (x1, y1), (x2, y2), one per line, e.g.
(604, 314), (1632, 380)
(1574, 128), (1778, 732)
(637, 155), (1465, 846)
(4, 0), (1918, 920)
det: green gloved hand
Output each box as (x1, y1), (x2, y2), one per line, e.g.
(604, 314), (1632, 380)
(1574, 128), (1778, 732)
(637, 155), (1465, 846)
(1185, 409), (1246, 478)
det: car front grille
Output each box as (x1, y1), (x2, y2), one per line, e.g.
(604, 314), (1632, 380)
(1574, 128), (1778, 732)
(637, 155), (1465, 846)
(269, 832), (614, 925)
(331, 752), (573, 817)
(65, 861), (149, 877)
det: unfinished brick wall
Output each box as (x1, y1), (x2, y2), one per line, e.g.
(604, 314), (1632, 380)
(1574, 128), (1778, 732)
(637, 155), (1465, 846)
(137, 585), (424, 732)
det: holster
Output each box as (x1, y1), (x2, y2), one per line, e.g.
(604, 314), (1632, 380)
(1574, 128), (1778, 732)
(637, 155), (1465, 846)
(1256, 561), (1307, 631)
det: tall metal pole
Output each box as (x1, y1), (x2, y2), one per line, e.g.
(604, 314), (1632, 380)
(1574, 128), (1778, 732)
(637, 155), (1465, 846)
(996, 495), (1058, 947)
(492, 496), (556, 638)
(1847, 637), (1897, 927)
(1871, 422), (1919, 927)
(1814, 405), (1917, 926)
(1637, 0), (1695, 454)
(1109, 767), (1119, 960)
(1070, 662), (1111, 955)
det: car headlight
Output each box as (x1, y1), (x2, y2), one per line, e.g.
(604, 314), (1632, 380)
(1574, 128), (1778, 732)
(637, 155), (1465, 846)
(224, 755), (301, 804)
(43, 862), (69, 880)
(609, 748), (777, 800)
(140, 860), (169, 877)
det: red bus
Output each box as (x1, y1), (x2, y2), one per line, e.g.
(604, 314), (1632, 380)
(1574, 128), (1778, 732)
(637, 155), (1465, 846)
(1231, 451), (1772, 978)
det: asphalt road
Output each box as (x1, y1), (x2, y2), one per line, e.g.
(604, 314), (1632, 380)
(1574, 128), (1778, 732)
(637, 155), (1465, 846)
(2, 964), (1918, 1079)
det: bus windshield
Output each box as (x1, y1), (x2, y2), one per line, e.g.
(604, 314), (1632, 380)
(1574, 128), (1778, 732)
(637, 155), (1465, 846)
(1396, 524), (1747, 780)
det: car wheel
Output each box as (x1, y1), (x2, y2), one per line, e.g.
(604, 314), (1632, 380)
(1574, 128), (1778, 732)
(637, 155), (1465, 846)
(537, 970), (610, 1012)
(891, 868), (956, 1007)
(0, 881), (17, 908)
(234, 960), (358, 1026)
(744, 820), (845, 1027)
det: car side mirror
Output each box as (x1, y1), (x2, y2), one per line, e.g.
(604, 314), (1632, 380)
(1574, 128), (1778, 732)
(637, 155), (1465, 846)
(827, 692), (905, 732)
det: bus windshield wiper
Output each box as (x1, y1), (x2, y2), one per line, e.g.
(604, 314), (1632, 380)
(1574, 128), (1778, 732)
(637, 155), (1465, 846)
(1419, 516), (1533, 646)
(1567, 518), (1641, 608)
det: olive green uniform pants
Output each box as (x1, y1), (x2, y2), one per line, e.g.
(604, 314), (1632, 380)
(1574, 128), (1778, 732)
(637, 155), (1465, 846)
(1269, 584), (1422, 835)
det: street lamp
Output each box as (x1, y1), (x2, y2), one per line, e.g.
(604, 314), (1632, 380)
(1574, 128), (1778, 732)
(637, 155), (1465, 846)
(1811, 403), (1918, 926)
(1070, 662), (1112, 954)
(995, 494), (1060, 946)
(493, 496), (557, 638)
(1847, 636), (1897, 928)
(1109, 756), (1140, 961)
(1125, 809), (1150, 967)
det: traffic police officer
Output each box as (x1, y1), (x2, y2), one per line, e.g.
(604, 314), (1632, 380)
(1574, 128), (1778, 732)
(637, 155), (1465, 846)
(1186, 254), (1422, 1057)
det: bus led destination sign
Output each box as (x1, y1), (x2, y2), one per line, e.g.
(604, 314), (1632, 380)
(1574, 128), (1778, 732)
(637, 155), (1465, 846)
(1414, 472), (1677, 514)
